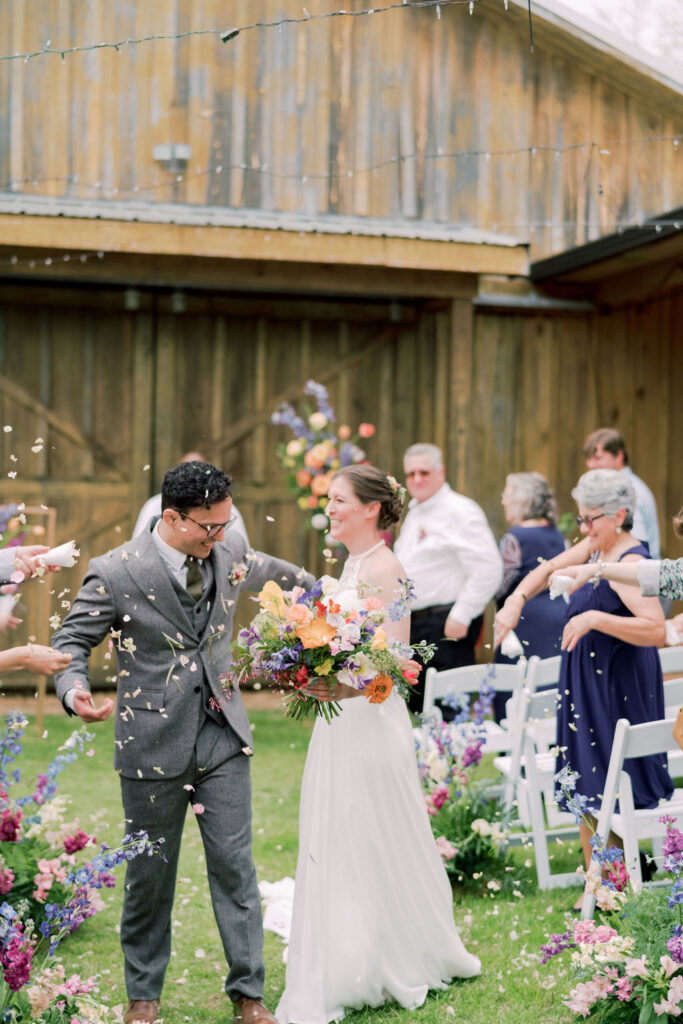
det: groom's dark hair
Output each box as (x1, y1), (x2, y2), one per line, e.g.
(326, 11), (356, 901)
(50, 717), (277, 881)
(161, 460), (233, 512)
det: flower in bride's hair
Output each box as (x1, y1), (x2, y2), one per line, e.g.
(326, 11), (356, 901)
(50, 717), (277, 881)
(363, 674), (393, 704)
(296, 618), (337, 649)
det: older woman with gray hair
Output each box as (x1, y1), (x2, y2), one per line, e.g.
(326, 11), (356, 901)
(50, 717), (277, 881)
(495, 469), (671, 890)
(493, 473), (566, 720)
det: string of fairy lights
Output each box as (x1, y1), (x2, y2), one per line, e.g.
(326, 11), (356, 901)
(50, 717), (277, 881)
(0, 0), (679, 273)
(0, 0), (490, 63)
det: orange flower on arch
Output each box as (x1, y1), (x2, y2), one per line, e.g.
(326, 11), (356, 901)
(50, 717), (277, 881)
(364, 674), (393, 704)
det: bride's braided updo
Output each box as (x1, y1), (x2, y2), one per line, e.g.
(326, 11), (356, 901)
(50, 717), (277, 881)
(332, 465), (405, 529)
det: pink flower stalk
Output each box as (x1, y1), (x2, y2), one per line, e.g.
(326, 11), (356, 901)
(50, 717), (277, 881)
(0, 932), (34, 992)
(615, 976), (633, 1002)
(0, 866), (14, 895)
(0, 807), (23, 842)
(63, 829), (93, 854)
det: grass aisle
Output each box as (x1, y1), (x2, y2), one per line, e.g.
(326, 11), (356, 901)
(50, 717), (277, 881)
(19, 711), (577, 1024)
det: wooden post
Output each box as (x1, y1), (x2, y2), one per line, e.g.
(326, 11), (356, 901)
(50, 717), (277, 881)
(448, 298), (475, 495)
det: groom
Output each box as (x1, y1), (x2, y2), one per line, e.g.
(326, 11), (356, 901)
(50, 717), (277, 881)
(53, 461), (313, 1024)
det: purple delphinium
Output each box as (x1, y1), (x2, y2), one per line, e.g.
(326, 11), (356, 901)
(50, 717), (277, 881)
(540, 931), (576, 964)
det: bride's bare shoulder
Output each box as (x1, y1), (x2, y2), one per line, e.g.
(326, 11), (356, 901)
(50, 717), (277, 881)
(364, 545), (407, 596)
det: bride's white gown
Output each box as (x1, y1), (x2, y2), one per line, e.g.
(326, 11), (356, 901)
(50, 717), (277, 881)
(276, 550), (481, 1024)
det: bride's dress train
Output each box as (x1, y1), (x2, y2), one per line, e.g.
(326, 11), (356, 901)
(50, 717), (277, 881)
(276, 558), (480, 1024)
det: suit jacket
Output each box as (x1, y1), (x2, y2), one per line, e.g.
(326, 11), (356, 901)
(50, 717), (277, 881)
(52, 527), (313, 780)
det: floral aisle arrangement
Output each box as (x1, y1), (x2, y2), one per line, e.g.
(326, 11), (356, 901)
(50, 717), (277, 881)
(415, 668), (528, 894)
(0, 712), (163, 1023)
(541, 766), (683, 1021)
(270, 379), (374, 538)
(221, 575), (429, 723)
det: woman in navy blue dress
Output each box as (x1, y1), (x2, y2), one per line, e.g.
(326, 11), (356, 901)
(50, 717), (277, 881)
(495, 469), (671, 880)
(494, 473), (566, 720)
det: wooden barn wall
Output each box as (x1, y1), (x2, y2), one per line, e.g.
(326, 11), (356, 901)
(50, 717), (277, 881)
(470, 291), (683, 559)
(0, 0), (681, 259)
(0, 282), (681, 685)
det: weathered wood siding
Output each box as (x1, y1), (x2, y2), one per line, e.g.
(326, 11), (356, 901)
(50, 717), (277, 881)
(0, 0), (680, 259)
(0, 281), (681, 687)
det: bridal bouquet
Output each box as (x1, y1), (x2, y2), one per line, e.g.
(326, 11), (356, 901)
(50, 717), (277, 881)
(270, 379), (374, 537)
(221, 575), (429, 722)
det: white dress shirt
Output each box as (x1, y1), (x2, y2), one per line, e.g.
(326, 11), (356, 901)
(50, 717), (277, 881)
(394, 483), (503, 626)
(621, 467), (660, 559)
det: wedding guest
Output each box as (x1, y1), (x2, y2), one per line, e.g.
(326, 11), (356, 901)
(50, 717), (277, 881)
(394, 443), (502, 715)
(133, 452), (249, 544)
(54, 460), (313, 1024)
(583, 428), (660, 558)
(495, 469), (672, 895)
(0, 642), (71, 675)
(493, 472), (566, 721)
(0, 544), (59, 586)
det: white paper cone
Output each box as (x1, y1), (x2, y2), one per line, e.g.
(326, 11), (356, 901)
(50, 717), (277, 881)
(501, 630), (524, 659)
(39, 540), (80, 568)
(549, 574), (573, 600)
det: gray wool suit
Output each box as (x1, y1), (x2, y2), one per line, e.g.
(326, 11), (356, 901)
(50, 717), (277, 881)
(53, 522), (313, 1002)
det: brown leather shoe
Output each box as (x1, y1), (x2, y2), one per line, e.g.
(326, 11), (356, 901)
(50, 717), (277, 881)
(232, 995), (278, 1024)
(123, 999), (161, 1024)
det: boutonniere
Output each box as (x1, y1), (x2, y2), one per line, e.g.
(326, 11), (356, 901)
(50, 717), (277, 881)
(228, 560), (248, 586)
(418, 528), (427, 541)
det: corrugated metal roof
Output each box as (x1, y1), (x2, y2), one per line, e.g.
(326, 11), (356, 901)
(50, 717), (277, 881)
(0, 193), (526, 249)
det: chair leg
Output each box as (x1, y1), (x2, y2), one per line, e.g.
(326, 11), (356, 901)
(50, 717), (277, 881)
(526, 778), (553, 890)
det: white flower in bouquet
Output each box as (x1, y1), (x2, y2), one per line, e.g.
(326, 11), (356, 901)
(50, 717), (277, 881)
(308, 411), (328, 431)
(319, 575), (341, 597)
(424, 750), (449, 784)
(286, 439), (305, 457)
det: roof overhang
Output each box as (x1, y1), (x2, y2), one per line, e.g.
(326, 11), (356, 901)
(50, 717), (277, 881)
(0, 195), (528, 300)
(530, 209), (683, 307)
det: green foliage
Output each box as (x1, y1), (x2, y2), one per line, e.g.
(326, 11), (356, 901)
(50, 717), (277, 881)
(432, 782), (532, 894)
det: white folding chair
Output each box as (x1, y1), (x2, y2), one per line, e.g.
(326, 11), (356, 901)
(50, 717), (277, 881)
(658, 645), (683, 678)
(582, 711), (683, 918)
(421, 661), (526, 754)
(522, 687), (581, 889)
(492, 655), (562, 819)
(663, 676), (683, 779)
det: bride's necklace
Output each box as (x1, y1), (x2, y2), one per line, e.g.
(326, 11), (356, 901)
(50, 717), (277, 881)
(346, 539), (385, 562)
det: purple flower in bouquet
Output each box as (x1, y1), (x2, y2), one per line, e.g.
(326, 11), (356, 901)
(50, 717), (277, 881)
(667, 924), (683, 964)
(540, 930), (575, 964)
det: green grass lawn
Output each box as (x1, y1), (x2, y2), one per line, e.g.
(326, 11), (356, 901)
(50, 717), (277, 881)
(13, 710), (582, 1024)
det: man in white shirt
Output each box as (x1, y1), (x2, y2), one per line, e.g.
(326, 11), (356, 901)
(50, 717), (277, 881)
(582, 428), (660, 559)
(394, 443), (503, 715)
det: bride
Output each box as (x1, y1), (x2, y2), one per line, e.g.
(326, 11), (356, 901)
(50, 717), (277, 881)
(276, 464), (480, 1024)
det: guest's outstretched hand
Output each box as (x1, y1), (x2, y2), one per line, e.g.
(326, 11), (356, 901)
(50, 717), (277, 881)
(493, 595), (524, 647)
(549, 564), (596, 596)
(21, 644), (72, 675)
(6, 546), (62, 580)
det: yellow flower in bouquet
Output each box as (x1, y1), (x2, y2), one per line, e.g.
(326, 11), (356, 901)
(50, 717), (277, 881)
(371, 627), (388, 650)
(258, 581), (286, 617)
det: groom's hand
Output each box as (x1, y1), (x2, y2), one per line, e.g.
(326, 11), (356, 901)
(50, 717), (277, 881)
(73, 689), (115, 722)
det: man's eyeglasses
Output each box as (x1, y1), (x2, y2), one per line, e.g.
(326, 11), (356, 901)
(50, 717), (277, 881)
(405, 469), (434, 479)
(178, 511), (237, 538)
(574, 513), (606, 529)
